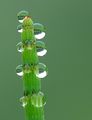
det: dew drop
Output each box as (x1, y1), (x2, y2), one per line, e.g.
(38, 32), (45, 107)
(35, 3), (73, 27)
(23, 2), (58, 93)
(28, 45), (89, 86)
(17, 11), (29, 23)
(16, 65), (23, 76)
(25, 40), (33, 50)
(31, 92), (46, 107)
(34, 23), (45, 39)
(37, 49), (47, 56)
(23, 64), (31, 73)
(16, 42), (24, 52)
(20, 96), (28, 107)
(35, 32), (45, 39)
(36, 41), (47, 56)
(35, 63), (48, 78)
(17, 24), (23, 33)
(19, 20), (24, 23)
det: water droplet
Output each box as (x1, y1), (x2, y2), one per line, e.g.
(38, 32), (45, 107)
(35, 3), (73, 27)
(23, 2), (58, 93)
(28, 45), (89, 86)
(17, 11), (29, 23)
(31, 92), (46, 107)
(19, 20), (24, 23)
(36, 41), (47, 56)
(34, 23), (45, 39)
(35, 63), (48, 78)
(25, 40), (34, 50)
(17, 24), (23, 33)
(16, 65), (23, 76)
(23, 64), (31, 73)
(16, 42), (24, 52)
(20, 96), (28, 107)
(35, 32), (45, 39)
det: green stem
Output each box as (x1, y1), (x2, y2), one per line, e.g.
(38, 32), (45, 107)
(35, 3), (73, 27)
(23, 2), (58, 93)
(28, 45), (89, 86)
(17, 11), (46, 120)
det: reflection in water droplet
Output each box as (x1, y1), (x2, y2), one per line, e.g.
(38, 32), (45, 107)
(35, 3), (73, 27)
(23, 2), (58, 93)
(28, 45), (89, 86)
(16, 65), (23, 76)
(36, 41), (47, 56)
(20, 96), (28, 107)
(19, 20), (24, 23)
(35, 32), (45, 39)
(16, 41), (35, 53)
(34, 23), (45, 39)
(37, 49), (47, 56)
(37, 71), (47, 79)
(31, 92), (46, 107)
(16, 42), (24, 52)
(35, 63), (48, 78)
(17, 11), (29, 23)
(17, 24), (23, 33)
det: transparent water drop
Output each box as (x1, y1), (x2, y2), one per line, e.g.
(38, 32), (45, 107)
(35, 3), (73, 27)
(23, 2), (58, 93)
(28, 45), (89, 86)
(17, 11), (29, 23)
(35, 32), (45, 39)
(37, 49), (47, 56)
(20, 96), (28, 107)
(16, 65), (23, 76)
(34, 23), (45, 39)
(16, 42), (24, 52)
(23, 64), (31, 73)
(31, 92), (46, 107)
(25, 40), (34, 50)
(36, 41), (47, 56)
(35, 63), (48, 78)
(17, 24), (23, 33)
(19, 20), (24, 23)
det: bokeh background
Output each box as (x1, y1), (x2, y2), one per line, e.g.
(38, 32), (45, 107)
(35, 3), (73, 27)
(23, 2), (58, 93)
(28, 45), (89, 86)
(0, 0), (92, 120)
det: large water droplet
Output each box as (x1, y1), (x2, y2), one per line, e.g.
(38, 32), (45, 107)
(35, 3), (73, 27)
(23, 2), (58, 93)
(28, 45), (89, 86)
(23, 64), (31, 73)
(31, 92), (46, 107)
(16, 41), (35, 53)
(16, 42), (24, 52)
(35, 32), (45, 39)
(17, 11), (29, 23)
(34, 23), (45, 39)
(20, 96), (28, 107)
(25, 40), (34, 50)
(17, 24), (23, 33)
(35, 63), (48, 78)
(36, 41), (47, 56)
(37, 49), (47, 56)
(16, 65), (23, 76)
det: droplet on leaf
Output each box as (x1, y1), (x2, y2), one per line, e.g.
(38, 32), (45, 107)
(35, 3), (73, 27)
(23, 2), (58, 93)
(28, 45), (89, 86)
(35, 63), (48, 78)
(16, 65), (23, 76)
(17, 24), (23, 33)
(24, 40), (34, 50)
(20, 96), (28, 107)
(31, 92), (46, 107)
(16, 42), (24, 52)
(23, 64), (31, 74)
(34, 23), (45, 39)
(17, 11), (29, 23)
(36, 41), (47, 56)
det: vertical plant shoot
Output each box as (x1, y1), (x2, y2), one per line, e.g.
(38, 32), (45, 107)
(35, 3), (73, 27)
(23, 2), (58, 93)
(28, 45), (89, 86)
(16, 11), (48, 120)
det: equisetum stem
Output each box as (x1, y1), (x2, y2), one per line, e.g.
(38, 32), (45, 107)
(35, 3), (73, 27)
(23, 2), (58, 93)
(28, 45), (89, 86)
(16, 11), (47, 120)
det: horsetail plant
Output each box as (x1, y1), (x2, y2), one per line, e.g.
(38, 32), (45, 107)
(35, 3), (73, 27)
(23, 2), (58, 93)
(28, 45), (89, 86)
(16, 11), (48, 120)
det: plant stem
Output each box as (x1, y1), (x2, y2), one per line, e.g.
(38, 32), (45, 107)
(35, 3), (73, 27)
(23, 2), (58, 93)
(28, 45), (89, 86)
(17, 11), (46, 120)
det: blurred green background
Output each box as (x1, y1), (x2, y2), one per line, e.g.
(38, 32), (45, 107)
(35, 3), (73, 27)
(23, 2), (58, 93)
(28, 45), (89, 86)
(0, 0), (92, 120)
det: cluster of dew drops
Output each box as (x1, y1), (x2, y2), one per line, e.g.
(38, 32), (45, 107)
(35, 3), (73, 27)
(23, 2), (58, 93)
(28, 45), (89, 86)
(16, 11), (47, 108)
(16, 11), (48, 79)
